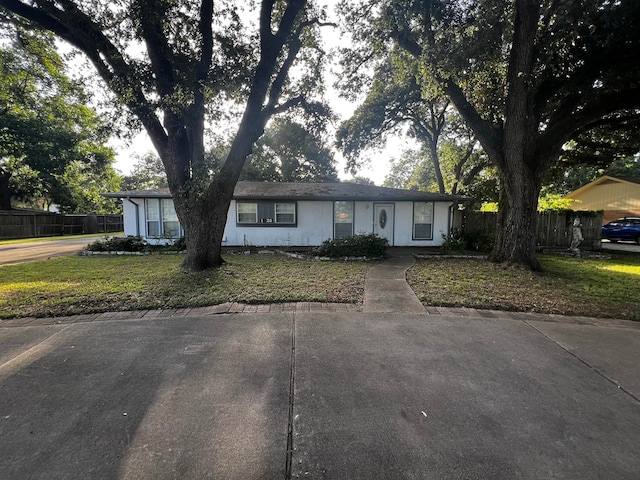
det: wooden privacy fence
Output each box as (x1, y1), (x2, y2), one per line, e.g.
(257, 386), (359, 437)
(456, 211), (603, 249)
(0, 212), (123, 240)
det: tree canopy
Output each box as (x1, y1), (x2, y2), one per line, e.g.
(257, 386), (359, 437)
(121, 152), (168, 191)
(0, 25), (117, 212)
(339, 0), (640, 269)
(243, 118), (338, 182)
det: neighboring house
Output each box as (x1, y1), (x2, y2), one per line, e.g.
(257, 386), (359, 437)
(104, 182), (467, 247)
(564, 176), (640, 223)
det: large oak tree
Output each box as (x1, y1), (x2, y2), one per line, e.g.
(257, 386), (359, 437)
(0, 0), (328, 270)
(340, 0), (640, 269)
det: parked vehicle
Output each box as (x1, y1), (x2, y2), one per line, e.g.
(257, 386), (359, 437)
(601, 217), (640, 244)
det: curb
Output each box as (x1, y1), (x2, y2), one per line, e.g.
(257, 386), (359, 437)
(2, 303), (638, 329)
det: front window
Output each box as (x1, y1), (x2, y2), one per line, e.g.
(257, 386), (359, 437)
(275, 203), (296, 223)
(237, 203), (258, 223)
(236, 201), (296, 225)
(146, 199), (160, 237)
(334, 201), (354, 238)
(413, 202), (433, 240)
(145, 198), (182, 238)
(162, 200), (180, 237)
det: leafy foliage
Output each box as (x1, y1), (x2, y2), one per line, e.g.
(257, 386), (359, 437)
(242, 119), (338, 182)
(544, 155), (640, 195)
(0, 26), (117, 212)
(343, 175), (376, 185)
(337, 53), (487, 195)
(537, 194), (576, 212)
(86, 235), (148, 252)
(86, 235), (185, 252)
(121, 153), (169, 191)
(313, 233), (389, 258)
(441, 229), (494, 253)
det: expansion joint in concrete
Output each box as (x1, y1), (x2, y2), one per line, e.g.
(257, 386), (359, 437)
(524, 320), (640, 404)
(284, 314), (297, 479)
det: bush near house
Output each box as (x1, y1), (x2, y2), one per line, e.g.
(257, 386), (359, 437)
(86, 235), (186, 253)
(441, 229), (494, 253)
(313, 233), (389, 258)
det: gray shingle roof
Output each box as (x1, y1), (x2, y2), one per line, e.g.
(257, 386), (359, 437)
(105, 182), (467, 202)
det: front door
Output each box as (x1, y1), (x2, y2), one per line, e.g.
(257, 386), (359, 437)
(374, 203), (394, 245)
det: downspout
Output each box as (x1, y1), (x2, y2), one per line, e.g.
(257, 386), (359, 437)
(126, 197), (141, 237)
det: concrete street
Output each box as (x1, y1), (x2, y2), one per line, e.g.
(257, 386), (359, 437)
(2, 316), (639, 477)
(0, 236), (98, 265)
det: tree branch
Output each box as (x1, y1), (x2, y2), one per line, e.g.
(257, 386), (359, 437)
(538, 89), (640, 170)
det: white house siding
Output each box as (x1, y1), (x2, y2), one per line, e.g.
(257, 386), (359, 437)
(392, 201), (452, 246)
(222, 200), (334, 247)
(121, 197), (453, 247)
(122, 198), (144, 238)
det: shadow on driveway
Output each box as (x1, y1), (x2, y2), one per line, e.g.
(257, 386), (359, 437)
(0, 314), (292, 479)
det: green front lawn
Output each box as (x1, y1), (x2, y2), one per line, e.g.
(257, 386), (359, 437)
(0, 254), (372, 319)
(407, 254), (640, 321)
(1, 251), (638, 321)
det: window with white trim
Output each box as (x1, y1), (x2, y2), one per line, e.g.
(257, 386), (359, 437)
(413, 202), (433, 240)
(146, 199), (160, 237)
(334, 201), (354, 238)
(145, 198), (183, 238)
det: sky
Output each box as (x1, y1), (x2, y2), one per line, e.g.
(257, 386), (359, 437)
(109, 2), (415, 186)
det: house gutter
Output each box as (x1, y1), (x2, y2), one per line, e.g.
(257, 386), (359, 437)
(126, 197), (141, 237)
(448, 203), (454, 235)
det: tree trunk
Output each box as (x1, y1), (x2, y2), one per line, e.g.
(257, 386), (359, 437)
(490, 165), (542, 270)
(170, 113), (264, 270)
(0, 171), (12, 210)
(180, 194), (229, 270)
(427, 141), (446, 194)
(488, 0), (542, 270)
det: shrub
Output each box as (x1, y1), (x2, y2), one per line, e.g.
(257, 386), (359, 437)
(86, 235), (147, 252)
(170, 236), (187, 252)
(441, 229), (493, 253)
(86, 236), (187, 253)
(441, 229), (466, 253)
(313, 233), (389, 258)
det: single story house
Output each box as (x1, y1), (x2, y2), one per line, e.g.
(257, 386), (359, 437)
(564, 176), (640, 223)
(104, 182), (467, 247)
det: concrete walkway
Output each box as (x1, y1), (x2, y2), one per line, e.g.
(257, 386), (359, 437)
(2, 253), (640, 479)
(363, 253), (426, 313)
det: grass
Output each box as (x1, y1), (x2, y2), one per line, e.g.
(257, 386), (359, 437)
(0, 253), (371, 319)
(1, 251), (638, 321)
(407, 253), (640, 321)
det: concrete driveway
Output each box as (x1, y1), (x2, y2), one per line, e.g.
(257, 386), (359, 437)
(1, 311), (639, 479)
(0, 236), (97, 265)
(601, 240), (640, 253)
